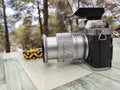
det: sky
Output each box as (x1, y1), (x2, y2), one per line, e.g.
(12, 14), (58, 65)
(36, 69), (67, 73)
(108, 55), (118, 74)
(6, 7), (14, 15)
(6, 3), (39, 29)
(6, 7), (21, 30)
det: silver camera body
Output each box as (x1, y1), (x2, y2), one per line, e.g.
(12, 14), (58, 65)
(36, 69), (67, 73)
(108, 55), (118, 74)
(42, 8), (113, 68)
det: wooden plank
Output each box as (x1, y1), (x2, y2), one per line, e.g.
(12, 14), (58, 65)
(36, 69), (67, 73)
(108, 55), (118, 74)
(53, 68), (120, 90)
(4, 58), (37, 90)
(0, 59), (6, 85)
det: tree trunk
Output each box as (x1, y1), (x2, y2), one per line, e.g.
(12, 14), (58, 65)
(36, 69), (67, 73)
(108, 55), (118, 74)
(56, 13), (68, 32)
(37, 0), (43, 35)
(67, 0), (73, 12)
(2, 0), (10, 52)
(43, 0), (48, 35)
(75, 0), (80, 26)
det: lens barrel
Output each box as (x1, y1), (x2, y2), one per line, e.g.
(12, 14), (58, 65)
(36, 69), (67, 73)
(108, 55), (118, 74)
(42, 33), (89, 63)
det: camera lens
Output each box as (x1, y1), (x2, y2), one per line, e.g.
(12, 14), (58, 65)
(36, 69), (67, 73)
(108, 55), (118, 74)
(42, 33), (89, 63)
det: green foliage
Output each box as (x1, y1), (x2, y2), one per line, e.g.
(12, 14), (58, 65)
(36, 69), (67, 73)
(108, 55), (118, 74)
(8, 0), (120, 51)
(22, 0), (35, 3)
(57, 0), (72, 14)
(102, 15), (115, 24)
(9, 0), (70, 50)
(11, 16), (41, 50)
(102, 15), (119, 37)
(48, 0), (70, 35)
(11, 48), (18, 52)
(48, 15), (58, 36)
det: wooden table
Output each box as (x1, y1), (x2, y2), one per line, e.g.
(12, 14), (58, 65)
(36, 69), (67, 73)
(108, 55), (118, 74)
(0, 38), (119, 90)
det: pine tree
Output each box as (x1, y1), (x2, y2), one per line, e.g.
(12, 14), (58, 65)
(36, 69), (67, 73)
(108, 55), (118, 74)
(43, 0), (48, 35)
(1, 0), (10, 52)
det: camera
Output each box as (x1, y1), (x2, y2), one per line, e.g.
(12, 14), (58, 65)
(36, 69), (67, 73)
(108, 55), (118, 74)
(42, 8), (113, 68)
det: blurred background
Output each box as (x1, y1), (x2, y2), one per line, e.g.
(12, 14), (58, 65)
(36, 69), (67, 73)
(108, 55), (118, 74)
(0, 0), (120, 52)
